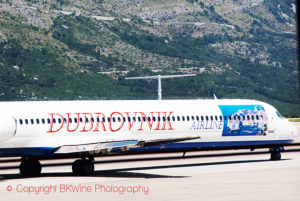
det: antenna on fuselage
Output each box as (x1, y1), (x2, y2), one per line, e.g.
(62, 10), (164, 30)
(213, 94), (218, 100)
(125, 74), (196, 100)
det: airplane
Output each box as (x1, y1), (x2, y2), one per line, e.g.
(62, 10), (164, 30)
(0, 99), (298, 176)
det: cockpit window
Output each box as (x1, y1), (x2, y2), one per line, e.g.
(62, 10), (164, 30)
(276, 111), (283, 119)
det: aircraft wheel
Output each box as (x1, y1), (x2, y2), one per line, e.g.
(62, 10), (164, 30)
(19, 158), (42, 176)
(72, 159), (94, 176)
(270, 152), (281, 161)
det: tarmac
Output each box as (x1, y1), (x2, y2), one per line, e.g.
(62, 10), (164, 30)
(0, 122), (299, 201)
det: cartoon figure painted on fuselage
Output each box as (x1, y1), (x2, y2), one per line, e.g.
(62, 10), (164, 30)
(219, 105), (268, 136)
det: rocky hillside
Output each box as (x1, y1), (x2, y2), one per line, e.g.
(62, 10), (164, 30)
(0, 0), (299, 116)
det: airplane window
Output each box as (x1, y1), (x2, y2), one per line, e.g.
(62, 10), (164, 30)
(276, 111), (283, 119)
(252, 115), (254, 120)
(247, 115), (250, 120)
(19, 119), (23, 125)
(158, 117), (161, 121)
(172, 116), (175, 121)
(224, 116), (227, 120)
(31, 119), (34, 124)
(182, 116), (185, 121)
(215, 116), (218, 120)
(260, 115), (263, 120)
(69, 118), (72, 123)
(47, 118), (50, 124)
(112, 117), (116, 122)
(53, 118), (56, 124)
(118, 117), (121, 122)
(256, 115), (259, 120)
(153, 117), (156, 121)
(219, 116), (223, 121)
(200, 116), (203, 121)
(229, 116), (232, 120)
(128, 117), (131, 122)
(148, 117), (151, 122)
(123, 117), (126, 122)
(63, 118), (67, 123)
(242, 116), (245, 120)
(85, 117), (89, 122)
(25, 119), (29, 124)
(163, 117), (166, 121)
(58, 118), (61, 124)
(191, 116), (194, 120)
(36, 119), (40, 124)
(91, 118), (95, 122)
(206, 116), (209, 121)
(138, 117), (141, 122)
(133, 117), (136, 122)
(42, 119), (45, 124)
(80, 118), (83, 123)
(210, 116), (213, 121)
(74, 118), (78, 123)
(143, 117), (146, 122)
(177, 116), (180, 121)
(107, 117), (111, 122)
(186, 116), (190, 121)
(196, 116), (199, 121)
(97, 117), (100, 122)
(237, 116), (240, 120)
(102, 117), (105, 122)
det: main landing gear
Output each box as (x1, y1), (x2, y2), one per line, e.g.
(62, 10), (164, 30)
(19, 158), (42, 176)
(19, 157), (95, 176)
(72, 158), (95, 176)
(269, 147), (283, 161)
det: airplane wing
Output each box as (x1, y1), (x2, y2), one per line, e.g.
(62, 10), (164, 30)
(54, 136), (200, 154)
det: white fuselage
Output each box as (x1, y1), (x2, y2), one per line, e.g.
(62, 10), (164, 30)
(0, 99), (298, 157)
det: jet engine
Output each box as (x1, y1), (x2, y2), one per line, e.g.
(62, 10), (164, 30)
(0, 115), (17, 142)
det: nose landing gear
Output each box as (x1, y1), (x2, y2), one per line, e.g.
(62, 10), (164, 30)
(269, 147), (283, 161)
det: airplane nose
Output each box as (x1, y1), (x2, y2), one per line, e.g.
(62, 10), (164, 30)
(290, 122), (299, 138)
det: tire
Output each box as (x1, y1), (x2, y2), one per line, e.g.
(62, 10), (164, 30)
(19, 159), (41, 176)
(72, 159), (94, 176)
(270, 152), (281, 161)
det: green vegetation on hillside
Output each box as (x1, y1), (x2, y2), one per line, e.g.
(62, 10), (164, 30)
(0, 0), (299, 116)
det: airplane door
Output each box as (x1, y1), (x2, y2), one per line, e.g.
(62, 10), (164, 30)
(267, 115), (276, 135)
